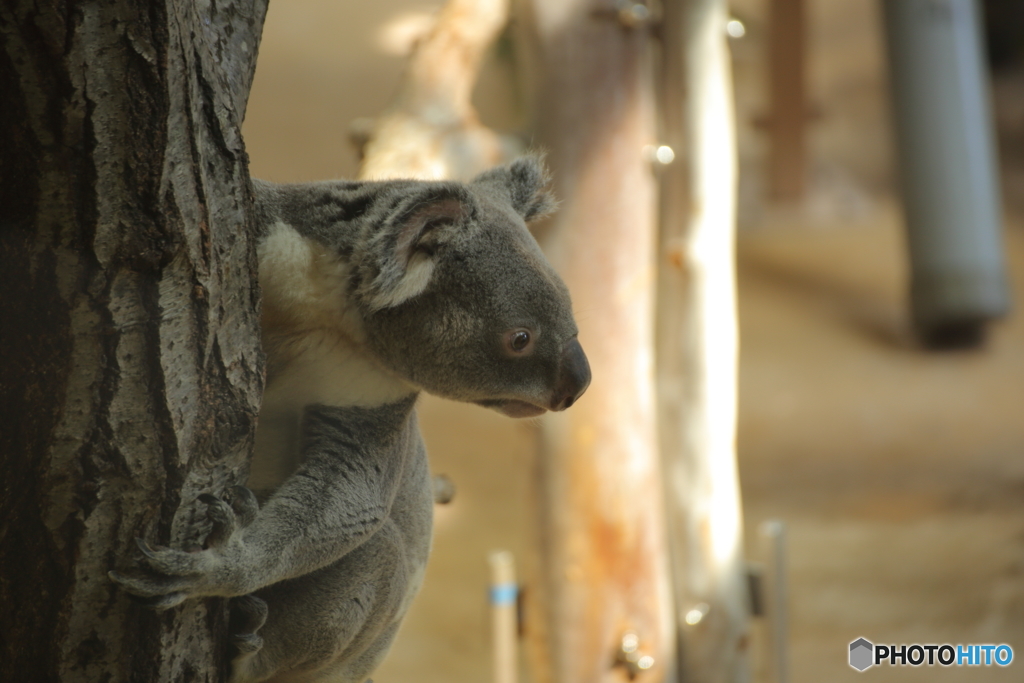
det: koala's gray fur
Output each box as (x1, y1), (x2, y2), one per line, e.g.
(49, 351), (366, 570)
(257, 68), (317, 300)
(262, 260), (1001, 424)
(110, 157), (590, 683)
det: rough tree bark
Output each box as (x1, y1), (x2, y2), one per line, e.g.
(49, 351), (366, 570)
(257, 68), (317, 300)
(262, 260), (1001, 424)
(0, 1), (267, 680)
(516, 2), (675, 682)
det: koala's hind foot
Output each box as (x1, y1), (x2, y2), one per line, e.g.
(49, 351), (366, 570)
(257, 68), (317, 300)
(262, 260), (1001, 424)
(108, 486), (261, 608)
(230, 593), (269, 654)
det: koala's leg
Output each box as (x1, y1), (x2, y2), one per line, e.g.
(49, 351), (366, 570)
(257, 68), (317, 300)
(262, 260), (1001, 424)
(229, 522), (420, 683)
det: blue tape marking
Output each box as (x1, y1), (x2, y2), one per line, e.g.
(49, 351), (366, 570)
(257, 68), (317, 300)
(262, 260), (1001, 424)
(490, 582), (518, 606)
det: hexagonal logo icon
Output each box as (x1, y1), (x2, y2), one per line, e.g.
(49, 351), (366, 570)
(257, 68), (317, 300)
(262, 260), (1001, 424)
(849, 638), (874, 671)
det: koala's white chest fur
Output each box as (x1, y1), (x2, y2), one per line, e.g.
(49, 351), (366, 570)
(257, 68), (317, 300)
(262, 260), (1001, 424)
(251, 222), (417, 491)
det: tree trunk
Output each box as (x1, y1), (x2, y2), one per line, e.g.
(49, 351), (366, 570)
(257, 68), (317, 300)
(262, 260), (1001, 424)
(656, 1), (750, 681)
(767, 0), (807, 202)
(516, 2), (675, 682)
(0, 1), (267, 680)
(356, 0), (512, 181)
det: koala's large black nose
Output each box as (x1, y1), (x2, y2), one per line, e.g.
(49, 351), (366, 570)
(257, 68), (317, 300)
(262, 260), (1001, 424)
(551, 337), (591, 411)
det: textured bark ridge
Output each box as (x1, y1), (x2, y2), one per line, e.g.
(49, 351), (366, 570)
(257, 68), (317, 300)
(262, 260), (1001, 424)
(0, 1), (268, 680)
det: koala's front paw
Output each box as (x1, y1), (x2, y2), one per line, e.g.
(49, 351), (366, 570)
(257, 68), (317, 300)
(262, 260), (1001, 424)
(109, 486), (259, 609)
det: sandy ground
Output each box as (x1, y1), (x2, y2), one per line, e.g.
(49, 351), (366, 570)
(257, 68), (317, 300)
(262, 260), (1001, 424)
(243, 1), (1024, 681)
(737, 205), (1024, 682)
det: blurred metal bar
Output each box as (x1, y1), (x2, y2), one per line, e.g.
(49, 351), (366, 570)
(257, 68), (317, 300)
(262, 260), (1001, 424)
(769, 0), (807, 201)
(882, 0), (1011, 347)
(760, 521), (788, 683)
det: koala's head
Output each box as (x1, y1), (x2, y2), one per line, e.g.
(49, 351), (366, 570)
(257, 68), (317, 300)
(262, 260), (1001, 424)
(352, 157), (590, 417)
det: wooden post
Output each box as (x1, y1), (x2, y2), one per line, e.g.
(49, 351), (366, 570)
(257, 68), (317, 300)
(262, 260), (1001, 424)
(768, 0), (806, 201)
(516, 2), (674, 682)
(490, 551), (520, 683)
(759, 522), (788, 683)
(656, 0), (751, 682)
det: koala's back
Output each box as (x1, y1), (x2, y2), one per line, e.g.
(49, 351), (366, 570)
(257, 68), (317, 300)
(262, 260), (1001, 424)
(233, 402), (433, 683)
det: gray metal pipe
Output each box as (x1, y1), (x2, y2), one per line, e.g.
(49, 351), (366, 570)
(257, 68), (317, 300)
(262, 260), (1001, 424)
(882, 0), (1010, 347)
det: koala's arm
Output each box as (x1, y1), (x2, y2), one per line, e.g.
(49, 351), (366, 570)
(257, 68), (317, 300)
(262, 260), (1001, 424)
(109, 406), (408, 608)
(236, 443), (400, 585)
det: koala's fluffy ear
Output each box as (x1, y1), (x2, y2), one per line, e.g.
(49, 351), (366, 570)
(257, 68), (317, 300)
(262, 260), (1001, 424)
(473, 155), (557, 222)
(359, 185), (473, 311)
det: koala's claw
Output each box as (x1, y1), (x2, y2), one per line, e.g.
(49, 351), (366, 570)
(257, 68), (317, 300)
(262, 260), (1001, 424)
(108, 567), (192, 607)
(200, 493), (238, 548)
(120, 586), (189, 610)
(135, 537), (172, 563)
(226, 486), (259, 527)
(199, 493), (232, 521)
(133, 537), (206, 578)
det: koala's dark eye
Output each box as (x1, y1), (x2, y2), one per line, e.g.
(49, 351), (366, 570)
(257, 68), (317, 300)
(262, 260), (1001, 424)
(506, 329), (532, 354)
(510, 331), (529, 351)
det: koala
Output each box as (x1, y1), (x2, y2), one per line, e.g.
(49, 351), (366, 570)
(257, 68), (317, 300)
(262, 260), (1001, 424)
(110, 157), (590, 683)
